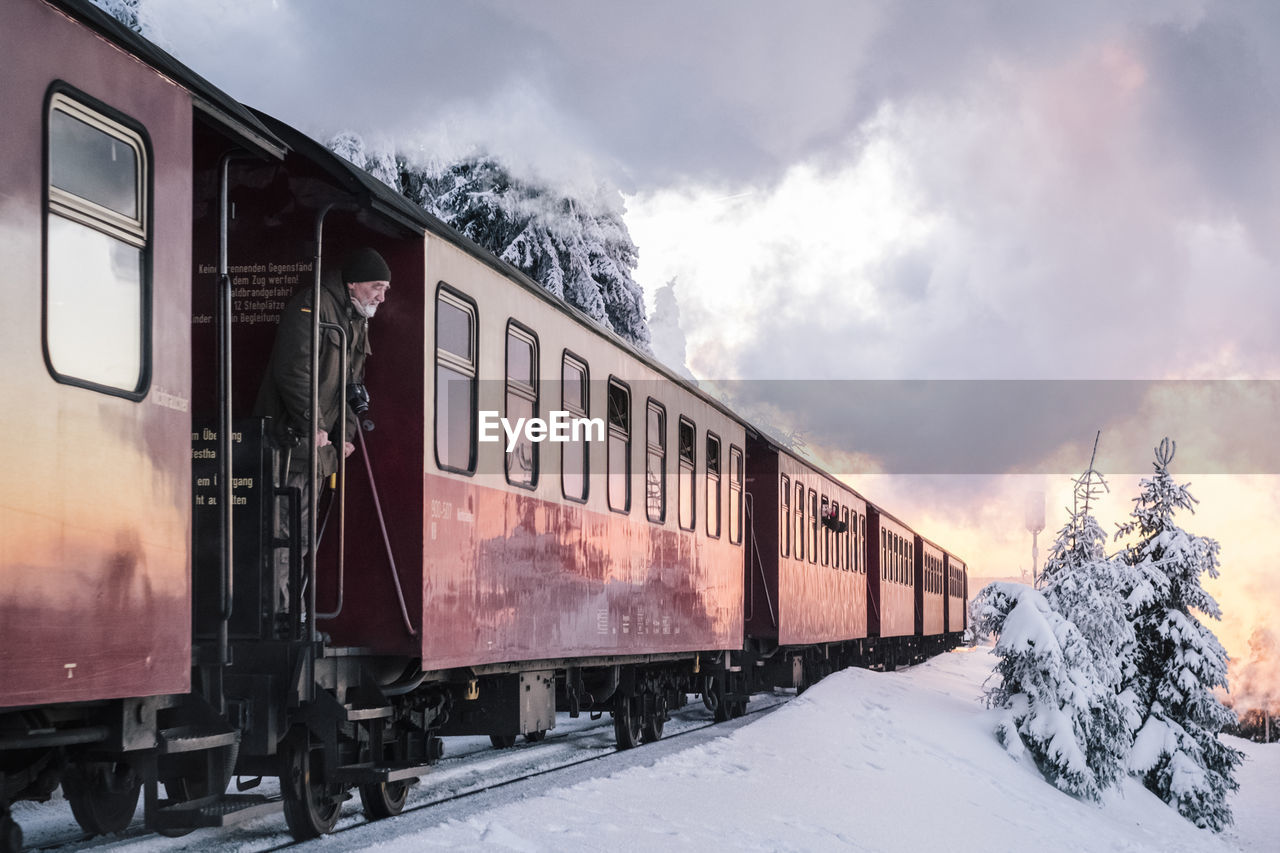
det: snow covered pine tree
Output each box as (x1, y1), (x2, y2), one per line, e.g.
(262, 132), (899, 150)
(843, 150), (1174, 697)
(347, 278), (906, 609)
(1036, 445), (1135, 792)
(400, 155), (652, 353)
(1117, 438), (1242, 831)
(325, 134), (653, 354)
(970, 581), (1116, 802)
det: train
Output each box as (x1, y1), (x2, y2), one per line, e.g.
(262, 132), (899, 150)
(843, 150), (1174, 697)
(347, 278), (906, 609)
(0, 1), (969, 849)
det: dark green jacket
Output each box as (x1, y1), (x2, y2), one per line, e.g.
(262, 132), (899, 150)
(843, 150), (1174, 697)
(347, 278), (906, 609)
(254, 271), (370, 477)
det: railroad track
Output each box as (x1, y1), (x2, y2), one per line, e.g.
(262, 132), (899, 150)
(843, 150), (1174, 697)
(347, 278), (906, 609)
(26, 692), (791, 853)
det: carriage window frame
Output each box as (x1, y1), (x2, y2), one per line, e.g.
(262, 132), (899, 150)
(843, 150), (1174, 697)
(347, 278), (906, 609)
(504, 320), (539, 489)
(560, 351), (589, 503)
(881, 528), (887, 580)
(841, 507), (850, 571)
(607, 377), (631, 514)
(646, 399), (667, 524)
(780, 474), (791, 557)
(728, 445), (744, 545)
(677, 416), (696, 531)
(43, 86), (153, 399)
(795, 482), (805, 561)
(832, 501), (841, 570)
(434, 284), (479, 475)
(821, 496), (830, 567)
(706, 432), (721, 538)
(808, 489), (818, 564)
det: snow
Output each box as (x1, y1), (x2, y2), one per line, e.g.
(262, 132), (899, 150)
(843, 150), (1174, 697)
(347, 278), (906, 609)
(21, 648), (1275, 852)
(348, 649), (1265, 853)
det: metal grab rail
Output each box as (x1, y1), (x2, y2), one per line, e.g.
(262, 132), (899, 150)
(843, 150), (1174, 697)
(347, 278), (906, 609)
(314, 321), (347, 621)
(305, 203), (335, 645)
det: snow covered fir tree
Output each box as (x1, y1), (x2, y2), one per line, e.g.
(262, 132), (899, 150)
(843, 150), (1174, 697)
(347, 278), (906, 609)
(1035, 442), (1135, 793)
(1117, 439), (1242, 831)
(972, 446), (1135, 802)
(329, 133), (652, 354)
(970, 580), (1119, 802)
(973, 438), (1243, 827)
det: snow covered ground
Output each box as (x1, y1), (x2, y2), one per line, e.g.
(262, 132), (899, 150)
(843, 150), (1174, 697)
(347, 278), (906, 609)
(349, 648), (1273, 853)
(20, 647), (1275, 852)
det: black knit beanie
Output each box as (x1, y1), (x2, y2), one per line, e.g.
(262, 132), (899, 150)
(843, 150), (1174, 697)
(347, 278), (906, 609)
(341, 247), (391, 284)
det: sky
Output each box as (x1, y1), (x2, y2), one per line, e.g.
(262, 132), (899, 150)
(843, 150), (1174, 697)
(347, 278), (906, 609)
(137, 0), (1280, 664)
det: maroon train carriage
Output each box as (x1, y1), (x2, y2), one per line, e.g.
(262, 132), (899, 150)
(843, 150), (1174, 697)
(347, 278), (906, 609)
(914, 536), (947, 656)
(945, 552), (969, 642)
(742, 430), (870, 692)
(185, 108), (752, 838)
(0, 0), (288, 849)
(865, 505), (919, 668)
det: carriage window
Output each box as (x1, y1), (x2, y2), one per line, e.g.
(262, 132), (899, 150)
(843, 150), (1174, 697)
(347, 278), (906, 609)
(435, 287), (477, 473)
(842, 508), (850, 571)
(821, 497), (830, 566)
(561, 354), (588, 502)
(607, 379), (630, 513)
(505, 323), (538, 488)
(646, 400), (666, 523)
(832, 502), (841, 570)
(45, 94), (149, 395)
(678, 418), (695, 531)
(728, 445), (744, 544)
(780, 474), (791, 557)
(795, 482), (805, 561)
(706, 433), (721, 538)
(808, 490), (818, 564)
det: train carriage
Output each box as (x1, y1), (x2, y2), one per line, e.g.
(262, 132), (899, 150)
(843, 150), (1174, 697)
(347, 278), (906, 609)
(0, 0), (285, 847)
(743, 431), (869, 687)
(915, 536), (946, 655)
(945, 552), (969, 642)
(744, 431), (869, 647)
(866, 505), (917, 667)
(183, 107), (754, 837)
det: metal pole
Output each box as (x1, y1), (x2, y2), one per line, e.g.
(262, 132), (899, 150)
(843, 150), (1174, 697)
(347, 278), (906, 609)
(216, 152), (250, 676)
(307, 203), (335, 645)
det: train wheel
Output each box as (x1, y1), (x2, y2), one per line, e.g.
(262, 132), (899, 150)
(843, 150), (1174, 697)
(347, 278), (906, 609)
(62, 761), (140, 836)
(281, 732), (342, 840)
(359, 733), (410, 821)
(524, 730), (547, 743)
(489, 734), (517, 749)
(640, 694), (666, 743)
(358, 779), (408, 820)
(612, 694), (643, 750)
(709, 676), (733, 723)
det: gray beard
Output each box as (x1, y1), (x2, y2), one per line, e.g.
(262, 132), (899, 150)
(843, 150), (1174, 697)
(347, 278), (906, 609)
(351, 298), (377, 319)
